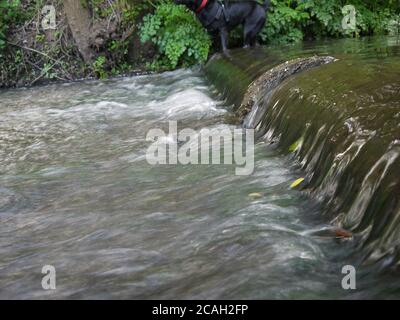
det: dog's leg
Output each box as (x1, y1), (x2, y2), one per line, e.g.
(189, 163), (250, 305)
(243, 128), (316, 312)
(243, 25), (251, 49)
(253, 16), (266, 47)
(220, 27), (229, 52)
(243, 7), (266, 48)
(243, 21), (255, 48)
(243, 30), (253, 48)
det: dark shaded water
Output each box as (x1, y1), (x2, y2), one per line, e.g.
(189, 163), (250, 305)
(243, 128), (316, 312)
(1, 37), (400, 299)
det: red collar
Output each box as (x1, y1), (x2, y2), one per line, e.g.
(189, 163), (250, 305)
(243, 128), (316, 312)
(195, 0), (208, 13)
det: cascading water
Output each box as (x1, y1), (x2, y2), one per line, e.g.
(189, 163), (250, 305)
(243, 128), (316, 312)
(205, 36), (400, 270)
(0, 37), (400, 299)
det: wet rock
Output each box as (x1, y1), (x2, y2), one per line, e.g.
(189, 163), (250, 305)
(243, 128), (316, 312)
(237, 56), (337, 120)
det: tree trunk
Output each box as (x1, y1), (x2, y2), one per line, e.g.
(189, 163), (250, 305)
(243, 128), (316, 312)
(63, 0), (93, 63)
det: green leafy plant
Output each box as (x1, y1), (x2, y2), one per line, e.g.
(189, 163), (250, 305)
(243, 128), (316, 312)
(92, 55), (107, 79)
(139, 1), (211, 70)
(260, 0), (400, 44)
(0, 0), (21, 52)
(260, 0), (309, 44)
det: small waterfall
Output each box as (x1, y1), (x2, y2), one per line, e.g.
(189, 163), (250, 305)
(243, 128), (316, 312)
(204, 38), (400, 267)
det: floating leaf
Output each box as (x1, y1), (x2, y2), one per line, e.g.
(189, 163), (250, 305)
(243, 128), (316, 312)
(289, 137), (304, 152)
(290, 178), (305, 189)
(334, 228), (353, 239)
(248, 193), (263, 199)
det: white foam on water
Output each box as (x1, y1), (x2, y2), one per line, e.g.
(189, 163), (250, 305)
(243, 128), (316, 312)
(152, 89), (226, 120)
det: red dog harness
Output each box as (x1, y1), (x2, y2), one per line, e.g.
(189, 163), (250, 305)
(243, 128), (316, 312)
(195, 0), (208, 13)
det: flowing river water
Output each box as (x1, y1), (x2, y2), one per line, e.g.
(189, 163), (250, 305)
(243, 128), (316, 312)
(0, 37), (399, 299)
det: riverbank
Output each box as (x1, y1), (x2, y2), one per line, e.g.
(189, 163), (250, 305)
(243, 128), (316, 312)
(1, 1), (399, 89)
(0, 0), (156, 88)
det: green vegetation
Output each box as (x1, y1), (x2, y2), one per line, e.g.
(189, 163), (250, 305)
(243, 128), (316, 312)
(0, 0), (22, 52)
(0, 0), (399, 86)
(140, 0), (399, 69)
(84, 0), (152, 77)
(0, 0), (153, 87)
(260, 0), (400, 44)
(139, 1), (211, 70)
(92, 55), (107, 79)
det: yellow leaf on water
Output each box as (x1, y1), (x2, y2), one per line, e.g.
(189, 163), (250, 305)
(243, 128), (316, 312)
(289, 137), (304, 152)
(290, 178), (305, 189)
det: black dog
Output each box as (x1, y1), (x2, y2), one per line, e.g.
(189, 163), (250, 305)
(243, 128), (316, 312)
(174, 0), (270, 52)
